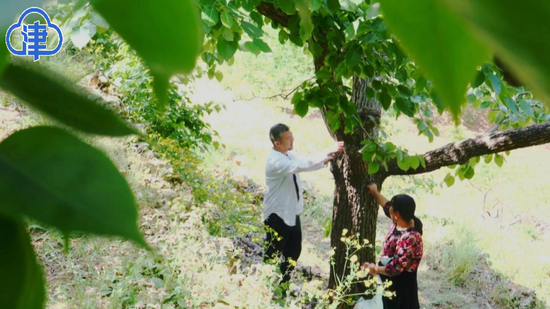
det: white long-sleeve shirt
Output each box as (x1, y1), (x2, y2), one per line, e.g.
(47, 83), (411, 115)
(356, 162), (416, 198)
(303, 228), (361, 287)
(263, 148), (329, 226)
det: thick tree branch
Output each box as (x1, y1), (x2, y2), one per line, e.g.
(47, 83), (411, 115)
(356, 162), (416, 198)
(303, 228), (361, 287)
(256, 2), (291, 27)
(386, 122), (550, 176)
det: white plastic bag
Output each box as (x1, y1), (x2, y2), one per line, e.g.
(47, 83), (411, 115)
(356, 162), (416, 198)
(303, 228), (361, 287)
(353, 275), (383, 309)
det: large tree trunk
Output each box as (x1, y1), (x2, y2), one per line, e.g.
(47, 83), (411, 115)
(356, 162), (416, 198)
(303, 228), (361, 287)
(325, 77), (387, 291)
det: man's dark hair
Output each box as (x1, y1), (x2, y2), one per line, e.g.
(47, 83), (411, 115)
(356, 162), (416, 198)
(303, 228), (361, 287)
(269, 123), (290, 144)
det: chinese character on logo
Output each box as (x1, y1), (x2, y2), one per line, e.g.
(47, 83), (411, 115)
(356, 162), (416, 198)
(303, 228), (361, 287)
(5, 7), (64, 61)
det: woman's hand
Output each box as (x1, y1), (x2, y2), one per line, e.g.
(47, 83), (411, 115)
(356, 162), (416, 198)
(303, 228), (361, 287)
(366, 263), (377, 276)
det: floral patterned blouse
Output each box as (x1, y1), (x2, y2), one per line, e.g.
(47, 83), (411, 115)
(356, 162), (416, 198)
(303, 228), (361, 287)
(382, 202), (423, 277)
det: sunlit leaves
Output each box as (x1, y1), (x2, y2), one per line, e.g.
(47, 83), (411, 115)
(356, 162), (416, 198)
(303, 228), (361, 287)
(380, 0), (490, 120)
(443, 0), (550, 110)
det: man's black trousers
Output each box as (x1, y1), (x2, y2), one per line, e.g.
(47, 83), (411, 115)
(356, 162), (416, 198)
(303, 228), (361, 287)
(263, 213), (302, 286)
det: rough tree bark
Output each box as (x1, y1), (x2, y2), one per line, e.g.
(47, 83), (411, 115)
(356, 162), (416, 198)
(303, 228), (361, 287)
(326, 76), (386, 290)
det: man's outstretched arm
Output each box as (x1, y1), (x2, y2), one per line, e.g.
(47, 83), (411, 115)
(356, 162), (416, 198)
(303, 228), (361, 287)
(267, 142), (344, 176)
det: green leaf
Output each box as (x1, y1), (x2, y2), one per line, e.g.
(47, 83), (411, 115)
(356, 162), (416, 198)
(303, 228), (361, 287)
(250, 11), (264, 27)
(288, 34), (304, 47)
(457, 169), (465, 181)
(377, 90), (392, 110)
(242, 21), (263, 38)
(297, 5), (314, 42)
(90, 11), (110, 31)
(418, 155), (426, 168)
(221, 27), (234, 41)
(328, 110), (341, 131)
(396, 150), (404, 162)
(487, 110), (498, 123)
(519, 99), (535, 118)
(253, 38), (272, 53)
(361, 64), (375, 79)
(0, 63), (136, 137)
(339, 0), (362, 12)
(371, 80), (382, 90)
(361, 141), (377, 153)
(0, 127), (147, 247)
(363, 3), (378, 19)
(480, 101), (492, 109)
(344, 23), (355, 41)
(278, 0), (296, 14)
(152, 74), (169, 112)
(471, 69), (485, 88)
(244, 41), (261, 55)
(292, 91), (303, 105)
(221, 11), (235, 28)
(398, 85), (413, 97)
(504, 98), (518, 114)
(444, 173), (455, 187)
(345, 46), (362, 68)
(70, 20), (97, 49)
(366, 87), (375, 99)
(442, 0), (550, 110)
(397, 156), (410, 171)
(294, 96), (309, 118)
(409, 156), (420, 170)
(494, 153), (504, 167)
(217, 38), (238, 60)
(486, 71), (501, 95)
(214, 71), (224, 82)
(279, 30), (289, 44)
(316, 68), (333, 80)
(201, 6), (219, 27)
(368, 160), (380, 174)
(311, 0), (323, 11)
(242, 0), (256, 11)
(464, 165), (475, 179)
(395, 98), (416, 117)
(379, 0), (490, 120)
(339, 95), (356, 115)
(90, 0), (202, 106)
(415, 77), (427, 93)
(326, 0), (341, 14)
(385, 142), (396, 152)
(484, 154), (493, 164)
(362, 150), (373, 162)
(307, 43), (323, 58)
(0, 215), (45, 309)
(295, 100), (309, 117)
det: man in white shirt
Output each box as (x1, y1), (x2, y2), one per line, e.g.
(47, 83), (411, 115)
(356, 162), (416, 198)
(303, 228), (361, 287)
(263, 123), (344, 296)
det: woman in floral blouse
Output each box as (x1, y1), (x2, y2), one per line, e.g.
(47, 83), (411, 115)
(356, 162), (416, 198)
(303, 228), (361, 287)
(365, 183), (423, 309)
